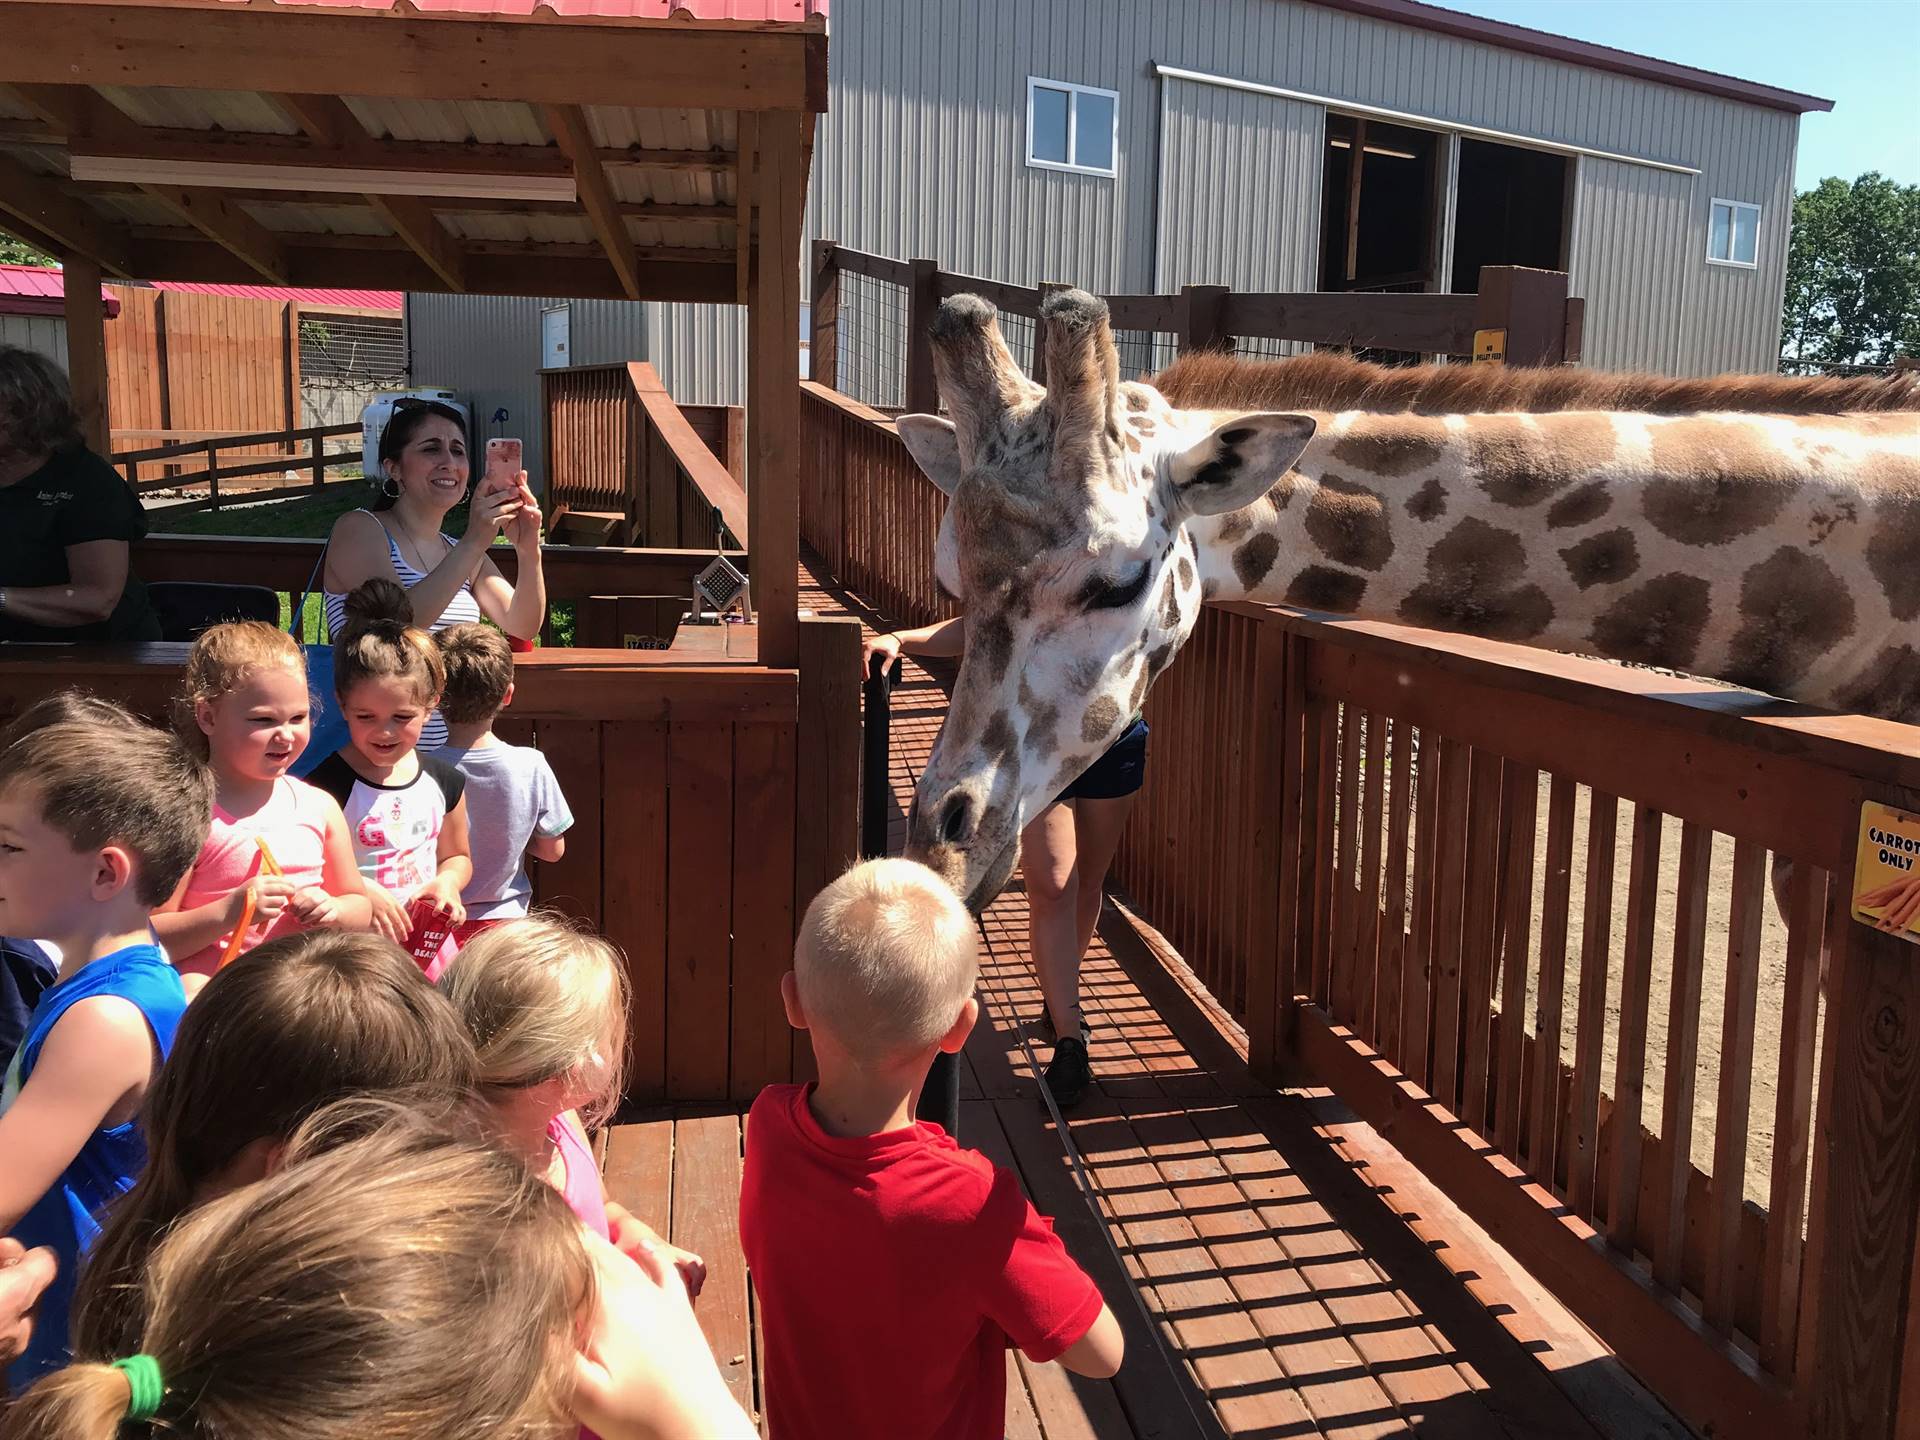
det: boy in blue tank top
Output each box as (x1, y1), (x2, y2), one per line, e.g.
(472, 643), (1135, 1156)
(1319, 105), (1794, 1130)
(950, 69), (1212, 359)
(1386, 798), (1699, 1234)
(0, 696), (214, 1386)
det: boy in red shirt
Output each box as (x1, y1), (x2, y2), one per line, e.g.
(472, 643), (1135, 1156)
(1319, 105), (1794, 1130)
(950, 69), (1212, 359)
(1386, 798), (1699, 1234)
(740, 858), (1124, 1439)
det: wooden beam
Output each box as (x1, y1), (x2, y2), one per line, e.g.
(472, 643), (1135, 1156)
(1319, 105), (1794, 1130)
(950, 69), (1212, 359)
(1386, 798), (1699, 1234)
(126, 236), (738, 305)
(62, 255), (109, 453)
(267, 92), (357, 148)
(542, 104), (640, 302)
(0, 4), (824, 112)
(138, 227), (723, 267)
(747, 110), (805, 669)
(734, 112), (757, 305)
(3, 81), (88, 135)
(368, 193), (466, 291)
(72, 180), (733, 223)
(0, 151), (133, 275)
(138, 184), (289, 283)
(1344, 118), (1367, 285)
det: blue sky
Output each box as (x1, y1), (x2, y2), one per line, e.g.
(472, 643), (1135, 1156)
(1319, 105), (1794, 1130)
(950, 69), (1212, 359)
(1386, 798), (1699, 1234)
(1439, 0), (1920, 190)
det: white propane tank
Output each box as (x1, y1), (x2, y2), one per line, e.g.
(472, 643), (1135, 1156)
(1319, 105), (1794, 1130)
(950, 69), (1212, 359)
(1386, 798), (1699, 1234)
(360, 389), (468, 483)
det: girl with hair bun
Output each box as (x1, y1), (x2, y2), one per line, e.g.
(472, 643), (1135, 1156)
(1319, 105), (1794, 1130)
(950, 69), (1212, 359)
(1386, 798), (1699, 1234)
(305, 581), (472, 972)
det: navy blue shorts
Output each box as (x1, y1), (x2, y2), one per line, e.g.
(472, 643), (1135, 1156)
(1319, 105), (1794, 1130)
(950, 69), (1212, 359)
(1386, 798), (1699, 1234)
(1055, 715), (1150, 804)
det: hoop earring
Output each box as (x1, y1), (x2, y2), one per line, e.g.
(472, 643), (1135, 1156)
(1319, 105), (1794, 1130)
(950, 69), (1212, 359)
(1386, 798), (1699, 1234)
(380, 475), (402, 500)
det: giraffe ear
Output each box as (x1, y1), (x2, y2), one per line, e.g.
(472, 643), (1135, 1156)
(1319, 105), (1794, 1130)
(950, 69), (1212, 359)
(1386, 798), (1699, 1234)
(1168, 413), (1317, 517)
(896, 414), (963, 497)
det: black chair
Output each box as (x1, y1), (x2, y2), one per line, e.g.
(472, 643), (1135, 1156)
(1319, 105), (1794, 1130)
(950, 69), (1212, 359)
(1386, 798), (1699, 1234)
(148, 581), (281, 642)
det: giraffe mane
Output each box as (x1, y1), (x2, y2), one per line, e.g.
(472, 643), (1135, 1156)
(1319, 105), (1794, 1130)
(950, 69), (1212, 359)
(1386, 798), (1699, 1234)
(1147, 350), (1920, 416)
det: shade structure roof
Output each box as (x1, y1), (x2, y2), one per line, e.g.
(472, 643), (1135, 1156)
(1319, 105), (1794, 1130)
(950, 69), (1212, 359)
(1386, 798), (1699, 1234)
(0, 0), (827, 304)
(0, 260), (119, 316)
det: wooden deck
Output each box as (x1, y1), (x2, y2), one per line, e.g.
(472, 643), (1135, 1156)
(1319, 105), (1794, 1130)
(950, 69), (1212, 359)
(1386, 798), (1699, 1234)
(594, 559), (1690, 1439)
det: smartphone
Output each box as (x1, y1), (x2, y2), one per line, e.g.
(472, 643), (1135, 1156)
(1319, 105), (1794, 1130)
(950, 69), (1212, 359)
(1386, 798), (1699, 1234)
(484, 437), (523, 496)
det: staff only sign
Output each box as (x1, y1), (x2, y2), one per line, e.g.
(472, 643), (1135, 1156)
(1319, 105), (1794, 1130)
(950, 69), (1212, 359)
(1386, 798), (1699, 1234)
(1854, 802), (1920, 942)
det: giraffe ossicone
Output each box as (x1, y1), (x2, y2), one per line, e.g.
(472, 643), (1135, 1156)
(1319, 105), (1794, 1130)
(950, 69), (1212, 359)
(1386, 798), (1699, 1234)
(899, 289), (1920, 912)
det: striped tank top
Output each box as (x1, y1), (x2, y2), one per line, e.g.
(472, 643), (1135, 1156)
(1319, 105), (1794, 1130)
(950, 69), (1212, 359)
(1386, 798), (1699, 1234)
(324, 511), (482, 750)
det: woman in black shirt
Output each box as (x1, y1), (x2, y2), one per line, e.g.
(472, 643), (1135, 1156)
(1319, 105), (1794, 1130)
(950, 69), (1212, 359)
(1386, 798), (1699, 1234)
(0, 345), (159, 643)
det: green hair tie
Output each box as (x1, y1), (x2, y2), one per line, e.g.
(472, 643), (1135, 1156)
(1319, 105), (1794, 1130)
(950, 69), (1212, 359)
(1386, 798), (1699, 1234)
(110, 1354), (165, 1423)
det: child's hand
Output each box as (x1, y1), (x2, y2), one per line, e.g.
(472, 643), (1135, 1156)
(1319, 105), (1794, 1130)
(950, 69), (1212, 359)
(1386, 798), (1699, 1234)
(416, 876), (466, 925)
(0, 1238), (57, 1365)
(292, 887), (344, 928)
(235, 876), (300, 930)
(570, 1229), (754, 1440)
(608, 1208), (706, 1301)
(368, 886), (414, 944)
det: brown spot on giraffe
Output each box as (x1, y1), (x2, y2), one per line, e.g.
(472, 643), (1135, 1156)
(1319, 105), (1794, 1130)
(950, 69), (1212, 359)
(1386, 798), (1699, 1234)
(1724, 547), (1858, 696)
(1546, 479), (1612, 530)
(1398, 517), (1553, 641)
(1589, 573), (1713, 668)
(1329, 415), (1450, 477)
(1836, 645), (1920, 723)
(1234, 532), (1281, 590)
(1303, 473), (1395, 572)
(1129, 666), (1149, 713)
(1081, 695), (1122, 745)
(1468, 413), (1617, 507)
(1286, 565), (1368, 612)
(1559, 527), (1641, 591)
(1018, 679), (1060, 763)
(1866, 458), (1920, 620)
(1177, 557), (1195, 591)
(1161, 571), (1181, 629)
(1406, 477), (1447, 523)
(972, 612), (1015, 683)
(1217, 509), (1254, 542)
(1642, 419), (1797, 546)
(980, 709), (1020, 767)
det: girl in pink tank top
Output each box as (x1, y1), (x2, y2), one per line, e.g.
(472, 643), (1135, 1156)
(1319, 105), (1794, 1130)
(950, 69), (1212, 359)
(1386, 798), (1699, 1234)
(152, 624), (373, 984)
(437, 916), (705, 1287)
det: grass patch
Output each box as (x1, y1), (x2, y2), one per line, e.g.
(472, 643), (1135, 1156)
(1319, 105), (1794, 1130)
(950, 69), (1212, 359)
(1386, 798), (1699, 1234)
(148, 487), (370, 540)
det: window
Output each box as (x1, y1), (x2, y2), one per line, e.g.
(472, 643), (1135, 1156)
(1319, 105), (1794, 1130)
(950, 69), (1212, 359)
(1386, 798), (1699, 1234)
(1026, 78), (1118, 177)
(1707, 198), (1760, 268)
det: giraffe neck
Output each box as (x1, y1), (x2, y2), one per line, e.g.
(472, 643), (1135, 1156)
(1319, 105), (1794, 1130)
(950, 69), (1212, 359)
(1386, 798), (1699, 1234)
(1185, 408), (1920, 724)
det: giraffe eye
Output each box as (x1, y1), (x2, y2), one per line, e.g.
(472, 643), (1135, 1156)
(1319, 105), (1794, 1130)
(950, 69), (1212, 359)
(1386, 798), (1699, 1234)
(1080, 565), (1151, 611)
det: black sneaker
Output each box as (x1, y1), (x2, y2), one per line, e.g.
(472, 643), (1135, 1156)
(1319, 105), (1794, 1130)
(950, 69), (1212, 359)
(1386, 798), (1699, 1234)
(1044, 1033), (1092, 1109)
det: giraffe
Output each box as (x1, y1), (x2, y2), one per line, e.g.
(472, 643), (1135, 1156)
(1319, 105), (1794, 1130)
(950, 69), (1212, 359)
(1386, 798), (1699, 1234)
(896, 288), (1920, 912)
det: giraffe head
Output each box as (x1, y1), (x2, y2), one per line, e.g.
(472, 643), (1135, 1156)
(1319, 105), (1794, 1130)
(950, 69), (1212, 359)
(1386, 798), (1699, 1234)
(898, 290), (1316, 910)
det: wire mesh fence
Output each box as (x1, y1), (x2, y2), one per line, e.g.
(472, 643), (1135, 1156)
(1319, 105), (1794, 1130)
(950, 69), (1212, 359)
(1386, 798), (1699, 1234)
(834, 270), (908, 409)
(1113, 329), (1182, 380)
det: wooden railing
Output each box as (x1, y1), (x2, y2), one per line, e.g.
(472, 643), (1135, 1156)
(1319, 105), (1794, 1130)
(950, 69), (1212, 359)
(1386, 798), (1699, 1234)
(811, 241), (1587, 413)
(114, 422), (362, 513)
(543, 361), (749, 549)
(798, 384), (1920, 1440)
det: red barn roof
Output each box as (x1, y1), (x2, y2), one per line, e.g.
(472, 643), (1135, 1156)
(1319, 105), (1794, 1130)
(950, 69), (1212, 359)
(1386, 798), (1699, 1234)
(236, 0), (826, 17)
(0, 264), (120, 319)
(150, 282), (404, 312)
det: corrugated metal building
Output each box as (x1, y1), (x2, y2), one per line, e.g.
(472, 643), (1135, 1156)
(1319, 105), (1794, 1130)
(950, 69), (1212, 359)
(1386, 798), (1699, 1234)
(410, 0), (1829, 458)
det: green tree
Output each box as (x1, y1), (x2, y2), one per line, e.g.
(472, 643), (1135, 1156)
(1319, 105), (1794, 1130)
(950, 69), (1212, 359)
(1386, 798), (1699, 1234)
(0, 234), (55, 267)
(1781, 172), (1920, 370)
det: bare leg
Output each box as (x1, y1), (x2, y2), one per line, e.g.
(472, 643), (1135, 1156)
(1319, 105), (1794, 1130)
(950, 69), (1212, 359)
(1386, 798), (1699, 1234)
(1069, 794), (1139, 967)
(1022, 802), (1083, 1037)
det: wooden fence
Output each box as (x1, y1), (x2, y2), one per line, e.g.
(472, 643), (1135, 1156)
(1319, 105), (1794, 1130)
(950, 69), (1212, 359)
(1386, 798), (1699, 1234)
(106, 286), (299, 455)
(114, 421), (362, 513)
(810, 241), (1586, 414)
(797, 382), (1920, 1440)
(542, 361), (749, 550)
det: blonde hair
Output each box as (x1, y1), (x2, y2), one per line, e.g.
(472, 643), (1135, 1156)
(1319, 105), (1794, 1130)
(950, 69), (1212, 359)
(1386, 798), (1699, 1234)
(9, 1100), (591, 1440)
(174, 621), (306, 757)
(332, 578), (444, 706)
(439, 912), (630, 1125)
(795, 858), (978, 1064)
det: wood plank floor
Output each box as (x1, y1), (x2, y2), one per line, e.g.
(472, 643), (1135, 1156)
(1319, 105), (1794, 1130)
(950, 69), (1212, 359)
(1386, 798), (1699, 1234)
(595, 559), (1691, 1438)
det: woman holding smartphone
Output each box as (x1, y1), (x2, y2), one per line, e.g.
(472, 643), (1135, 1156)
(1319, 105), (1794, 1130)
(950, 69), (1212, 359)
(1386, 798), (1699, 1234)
(323, 402), (548, 749)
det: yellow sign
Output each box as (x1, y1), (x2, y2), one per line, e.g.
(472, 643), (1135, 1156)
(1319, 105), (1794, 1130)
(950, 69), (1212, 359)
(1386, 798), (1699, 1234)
(1472, 328), (1506, 364)
(1853, 801), (1920, 941)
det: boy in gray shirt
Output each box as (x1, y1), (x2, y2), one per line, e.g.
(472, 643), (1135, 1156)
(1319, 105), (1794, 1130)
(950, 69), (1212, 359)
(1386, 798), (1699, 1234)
(432, 624), (574, 941)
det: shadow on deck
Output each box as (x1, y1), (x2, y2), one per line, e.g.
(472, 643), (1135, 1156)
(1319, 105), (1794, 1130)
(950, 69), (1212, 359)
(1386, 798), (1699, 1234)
(595, 557), (1690, 1439)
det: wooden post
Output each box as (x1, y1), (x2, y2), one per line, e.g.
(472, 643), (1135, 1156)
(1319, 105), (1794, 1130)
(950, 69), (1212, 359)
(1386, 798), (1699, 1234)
(1343, 119), (1367, 285)
(902, 257), (940, 414)
(282, 301), (298, 432)
(1176, 283), (1232, 354)
(747, 109), (806, 670)
(1031, 280), (1070, 388)
(61, 256), (110, 455)
(809, 238), (839, 393)
(1563, 297), (1587, 365)
(204, 440), (220, 512)
(1474, 266), (1571, 367)
(1798, 781), (1920, 1440)
(310, 428), (325, 489)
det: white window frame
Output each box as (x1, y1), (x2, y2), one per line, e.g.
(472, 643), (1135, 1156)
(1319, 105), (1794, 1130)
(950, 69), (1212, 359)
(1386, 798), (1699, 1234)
(1706, 197), (1761, 269)
(1025, 77), (1119, 178)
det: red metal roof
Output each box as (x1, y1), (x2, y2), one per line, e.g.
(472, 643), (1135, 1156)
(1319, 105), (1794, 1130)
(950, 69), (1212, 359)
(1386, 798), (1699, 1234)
(236, 1), (826, 19)
(0, 264), (121, 319)
(150, 281), (404, 312)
